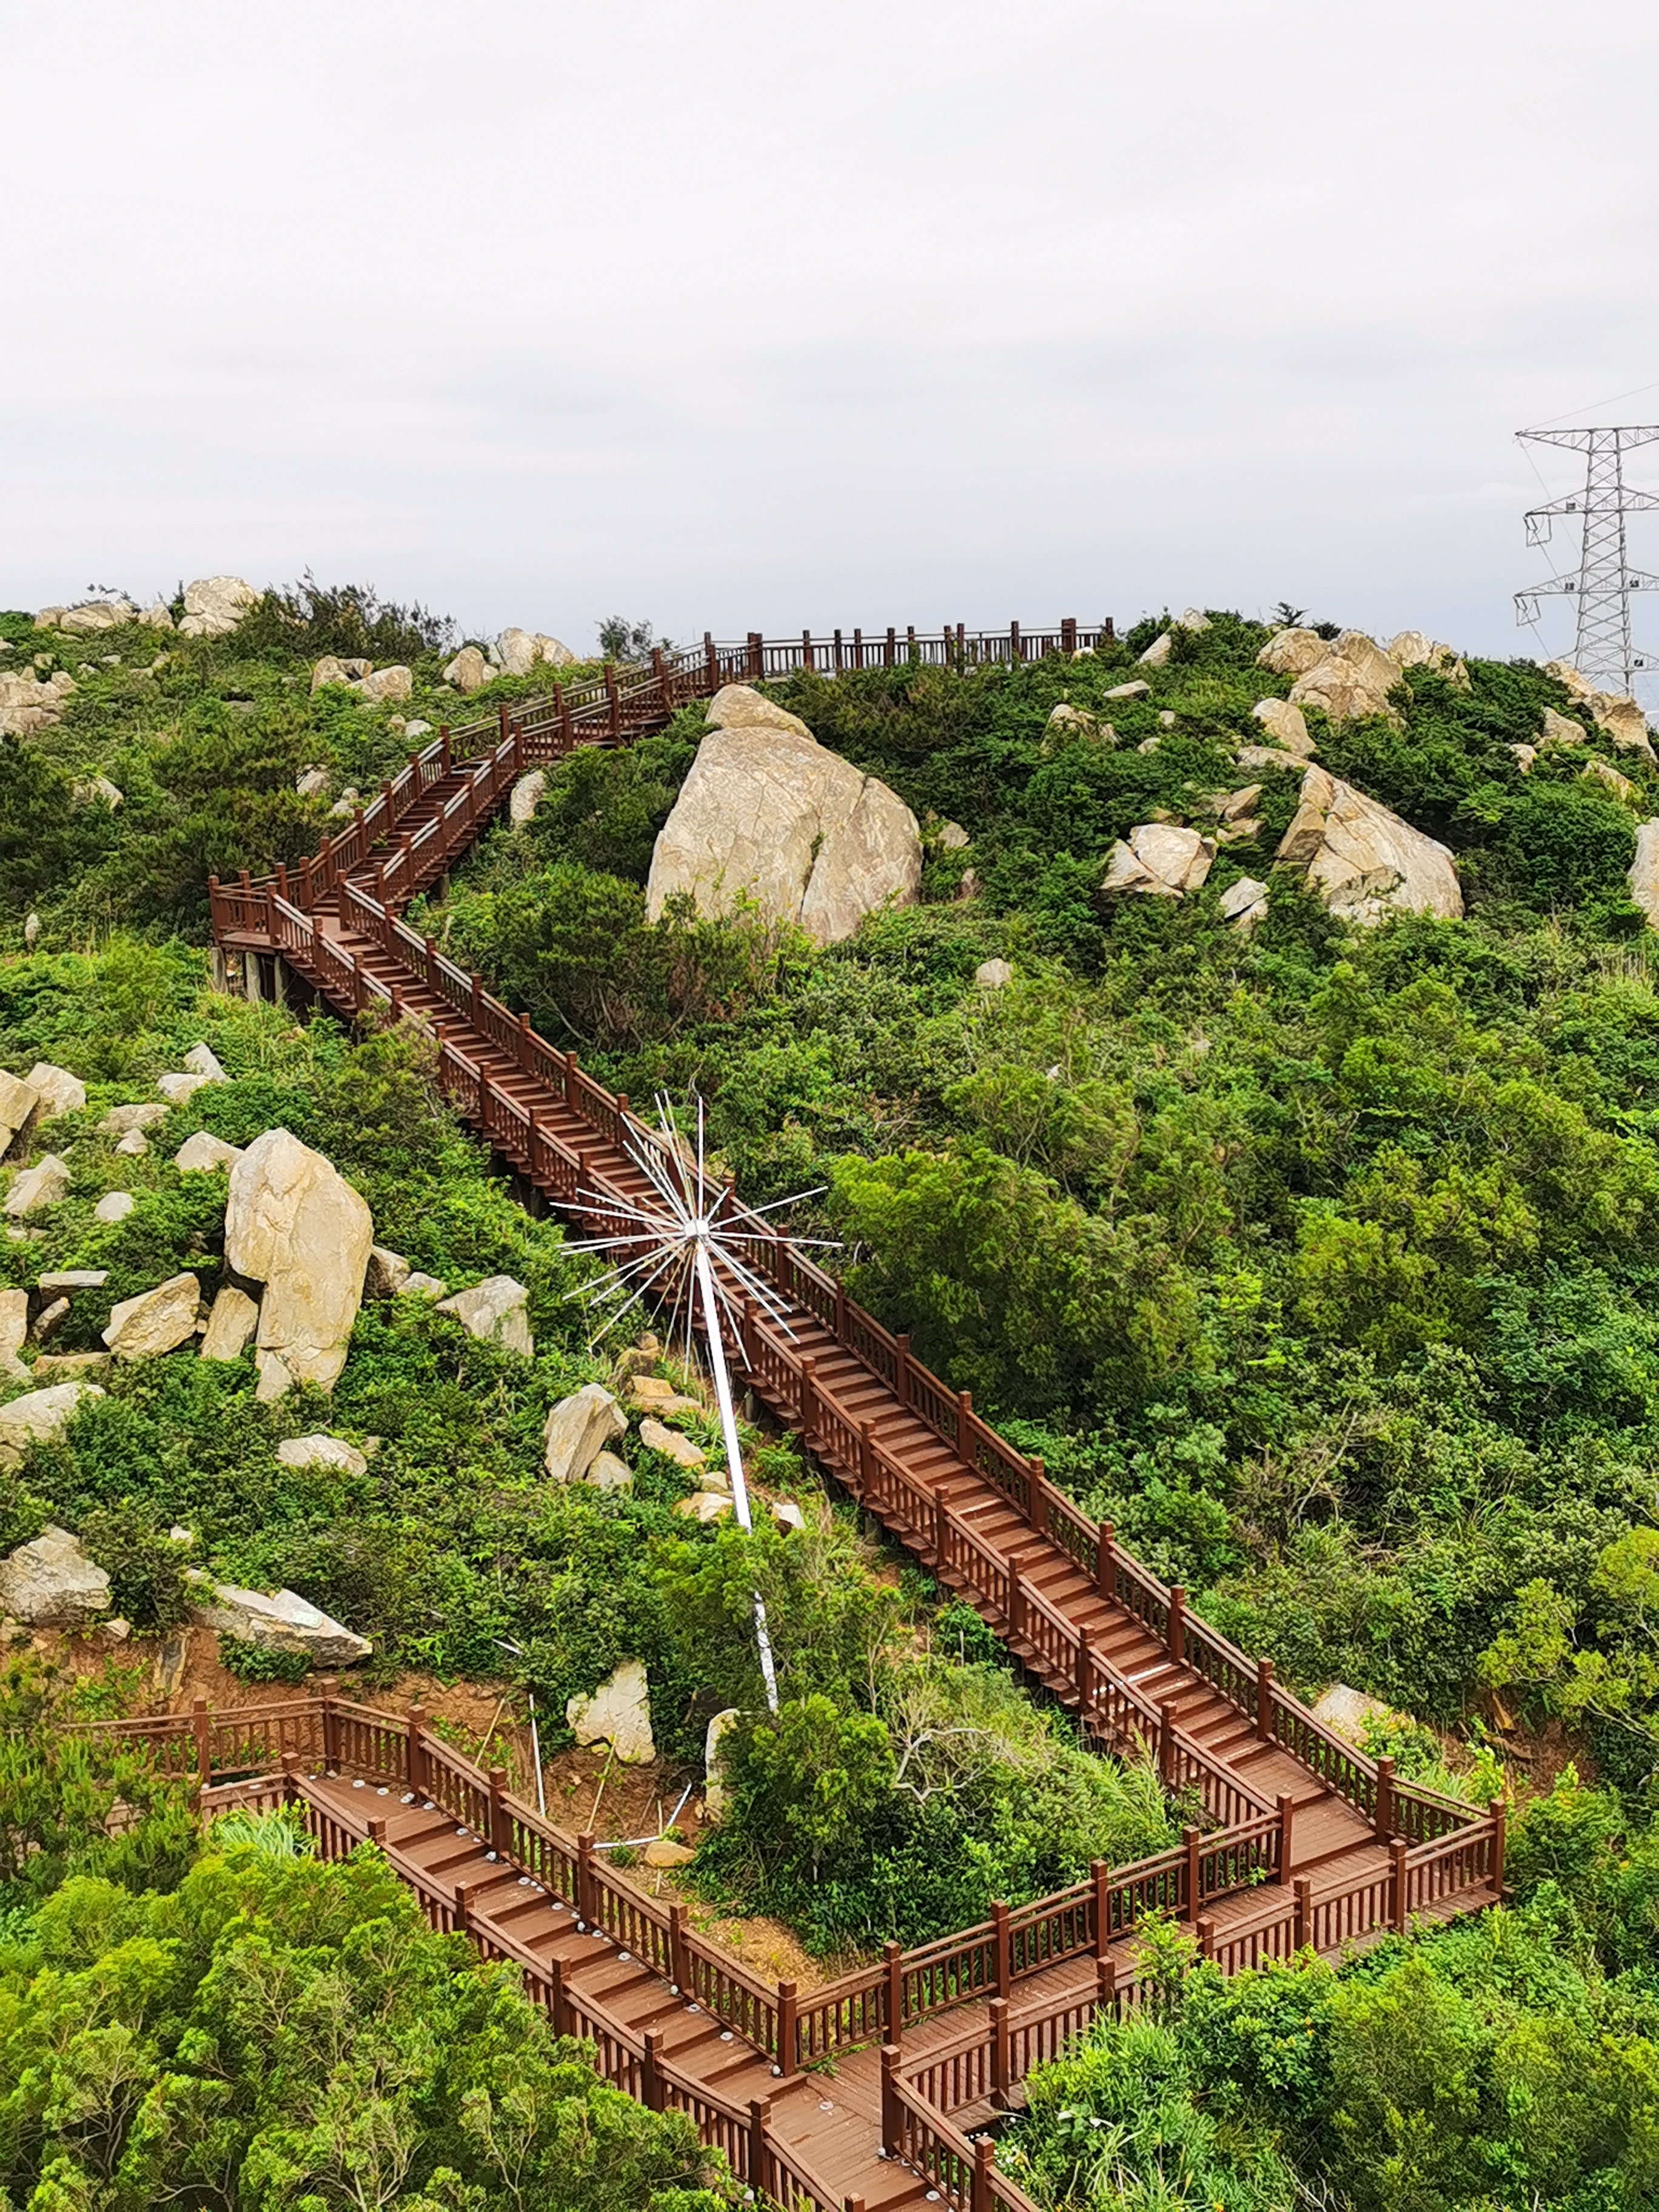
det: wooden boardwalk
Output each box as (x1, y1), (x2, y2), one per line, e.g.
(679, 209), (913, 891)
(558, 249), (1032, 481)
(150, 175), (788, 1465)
(198, 625), (1506, 2212)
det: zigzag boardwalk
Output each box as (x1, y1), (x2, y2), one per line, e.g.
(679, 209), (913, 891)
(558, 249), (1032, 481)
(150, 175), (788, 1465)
(199, 623), (1506, 2212)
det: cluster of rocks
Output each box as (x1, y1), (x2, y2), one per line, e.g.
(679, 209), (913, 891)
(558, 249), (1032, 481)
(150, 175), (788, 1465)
(0, 666), (76, 737)
(441, 629), (576, 693)
(1257, 626), (1469, 724)
(32, 577), (258, 642)
(310, 658), (414, 705)
(646, 685), (923, 946)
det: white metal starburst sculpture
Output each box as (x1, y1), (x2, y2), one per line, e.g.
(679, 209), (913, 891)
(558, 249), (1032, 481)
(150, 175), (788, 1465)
(561, 1094), (839, 1715)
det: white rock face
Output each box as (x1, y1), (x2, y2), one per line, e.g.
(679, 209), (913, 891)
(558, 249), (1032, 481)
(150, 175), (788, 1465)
(678, 1490), (732, 1523)
(442, 646), (491, 693)
(1588, 758), (1641, 808)
(566, 1657), (655, 1763)
(1137, 632), (1173, 667)
(703, 1706), (742, 1820)
(1387, 631), (1456, 672)
(1540, 708), (1587, 748)
(640, 1416), (707, 1472)
(510, 769), (547, 825)
(0, 670), (75, 737)
(26, 1064), (84, 1119)
(648, 724), (922, 947)
(1218, 876), (1270, 932)
(93, 1191), (135, 1225)
(974, 957), (1013, 989)
(173, 1131), (243, 1173)
(357, 665), (412, 705)
(0, 1071), (39, 1156)
(1250, 697), (1313, 755)
(937, 820), (971, 849)
(0, 1289), (27, 1381)
(1103, 680), (1151, 701)
(1590, 693), (1657, 760)
(187, 1577), (370, 1664)
(435, 1276), (533, 1356)
(277, 1432), (369, 1477)
(98, 1102), (167, 1136)
(73, 776), (123, 811)
(364, 1245), (411, 1298)
(1256, 627), (1329, 676)
(136, 604), (174, 631)
(1310, 1681), (1395, 1744)
(102, 1272), (201, 1361)
(1629, 822), (1659, 928)
(61, 600), (135, 634)
(114, 1128), (149, 1159)
(705, 683), (812, 739)
(0, 1381), (104, 1463)
(1276, 766), (1462, 924)
(401, 1272), (447, 1300)
(184, 1044), (227, 1082)
(496, 628), (575, 675)
(178, 576), (258, 638)
(199, 1284), (259, 1362)
(543, 1384), (627, 1482)
(0, 1525), (110, 1624)
(1289, 632), (1403, 724)
(1101, 823), (1216, 899)
(6, 1156), (69, 1218)
(585, 1449), (632, 1493)
(157, 1073), (214, 1107)
(225, 1129), (373, 1401)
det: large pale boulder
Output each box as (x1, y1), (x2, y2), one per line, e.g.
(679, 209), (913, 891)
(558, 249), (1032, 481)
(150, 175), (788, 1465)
(1386, 631), (1456, 671)
(364, 1246), (411, 1298)
(177, 576), (258, 638)
(0, 670), (75, 737)
(136, 604), (173, 632)
(1101, 823), (1215, 899)
(1289, 632), (1403, 723)
(1629, 822), (1659, 928)
(61, 600), (135, 634)
(1137, 632), (1173, 667)
(566, 1658), (655, 1763)
(93, 1191), (134, 1225)
(277, 1433), (369, 1477)
(357, 665), (412, 705)
(6, 1156), (69, 1218)
(703, 1706), (742, 1820)
(585, 1450), (632, 1493)
(25, 1064), (84, 1119)
(0, 1289), (25, 1381)
(441, 646), (491, 693)
(496, 628), (575, 675)
(1311, 1681), (1395, 1744)
(647, 725), (922, 947)
(224, 1130), (373, 1400)
(1256, 627), (1329, 677)
(435, 1276), (532, 1356)
(705, 683), (812, 740)
(1250, 697), (1313, 755)
(1540, 708), (1587, 749)
(98, 1102), (167, 1136)
(1590, 693), (1657, 760)
(173, 1131), (243, 1173)
(0, 1525), (110, 1624)
(1276, 766), (1461, 924)
(102, 1273), (201, 1361)
(199, 1284), (259, 1362)
(0, 1071), (39, 1156)
(187, 1577), (370, 1664)
(640, 1415), (708, 1474)
(510, 770), (546, 825)
(0, 1381), (104, 1464)
(544, 1384), (627, 1482)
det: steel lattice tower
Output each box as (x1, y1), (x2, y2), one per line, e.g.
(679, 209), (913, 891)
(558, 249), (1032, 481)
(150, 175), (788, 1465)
(1515, 424), (1659, 694)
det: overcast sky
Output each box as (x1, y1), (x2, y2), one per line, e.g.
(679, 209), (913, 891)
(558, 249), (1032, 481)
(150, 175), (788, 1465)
(5, 0), (1658, 664)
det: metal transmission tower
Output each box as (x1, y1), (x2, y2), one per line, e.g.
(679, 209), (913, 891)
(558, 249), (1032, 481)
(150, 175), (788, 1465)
(1515, 424), (1659, 694)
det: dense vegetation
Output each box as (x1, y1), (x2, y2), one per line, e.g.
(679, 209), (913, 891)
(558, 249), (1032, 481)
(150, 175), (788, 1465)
(0, 1658), (719, 2212)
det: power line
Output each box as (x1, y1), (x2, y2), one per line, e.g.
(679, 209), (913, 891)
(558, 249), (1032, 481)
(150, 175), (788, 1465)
(1514, 424), (1659, 695)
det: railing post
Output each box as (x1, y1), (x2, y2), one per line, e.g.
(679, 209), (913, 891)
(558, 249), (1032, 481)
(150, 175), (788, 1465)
(565, 1049), (580, 1107)
(854, 625), (864, 668)
(972, 2138), (994, 2212)
(884, 1940), (903, 2042)
(1391, 1835), (1410, 1935)
(1277, 1792), (1295, 1883)
(1095, 1517), (1116, 1600)
(1076, 1634), (1093, 1712)
(1010, 618), (1022, 662)
(1490, 1797), (1507, 1899)
(989, 1994), (1011, 2105)
(802, 628), (813, 671)
(318, 1677), (340, 1771)
(1061, 615), (1077, 654)
(367, 1816), (387, 1847)
(833, 1276), (846, 1341)
(453, 1879), (470, 1931)
(406, 1705), (426, 1795)
(879, 2045), (902, 2156)
(884, 625), (896, 666)
(799, 1356), (817, 1443)
(1095, 1954), (1117, 2014)
(577, 1832), (597, 1923)
(748, 631), (763, 679)
(991, 1899), (1010, 1997)
(1167, 1584), (1186, 1662)
(1026, 1453), (1045, 1534)
(1183, 1826), (1202, 1921)
(1196, 1913), (1214, 1960)
(705, 631), (717, 686)
(668, 1902), (689, 1992)
(749, 2099), (776, 2199)
(894, 1332), (910, 1408)
(931, 1485), (951, 1570)
(1158, 1698), (1175, 1787)
(191, 1697), (212, 1789)
(741, 1295), (759, 1375)
(1093, 1858), (1110, 1956)
(1255, 1657), (1274, 1743)
(548, 1952), (568, 2034)
(488, 1765), (508, 1855)
(834, 626), (843, 672)
(956, 1388), (973, 1467)
(1374, 1755), (1395, 1842)
(860, 1418), (877, 1501)
(642, 2028), (666, 2112)
(1293, 1876), (1312, 1951)
(1007, 1558), (1024, 1647)
(776, 1979), (798, 2075)
(280, 1751), (300, 1805)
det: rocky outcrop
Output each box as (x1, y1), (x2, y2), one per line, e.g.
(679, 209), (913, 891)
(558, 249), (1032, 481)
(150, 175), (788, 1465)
(277, 1433), (369, 1477)
(640, 1416), (708, 1474)
(1590, 693), (1657, 760)
(648, 722), (922, 947)
(1250, 697), (1313, 754)
(1101, 824), (1215, 899)
(225, 1130), (373, 1401)
(0, 1526), (110, 1624)
(0, 1381), (104, 1465)
(187, 1577), (370, 1664)
(1585, 758), (1640, 806)
(974, 958), (1013, 989)
(357, 666), (412, 705)
(1276, 766), (1461, 923)
(364, 1246), (411, 1298)
(1103, 680), (1151, 702)
(0, 1071), (39, 1156)
(566, 1658), (655, 1763)
(1629, 822), (1659, 927)
(26, 1064), (84, 1119)
(435, 1276), (533, 1356)
(0, 1290), (26, 1381)
(441, 646), (491, 694)
(60, 600), (135, 634)
(703, 1707), (742, 1820)
(1137, 632), (1173, 667)
(102, 1273), (201, 1361)
(544, 1384), (627, 1483)
(496, 629), (575, 675)
(1218, 876), (1270, 932)
(1256, 627), (1329, 677)
(178, 577), (258, 638)
(510, 770), (546, 825)
(585, 1450), (632, 1493)
(1289, 632), (1403, 724)
(93, 1191), (134, 1224)
(98, 1102), (167, 1136)
(73, 776), (122, 810)
(199, 1285), (259, 1362)
(705, 684), (812, 739)
(0, 669), (76, 737)
(6, 1156), (69, 1218)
